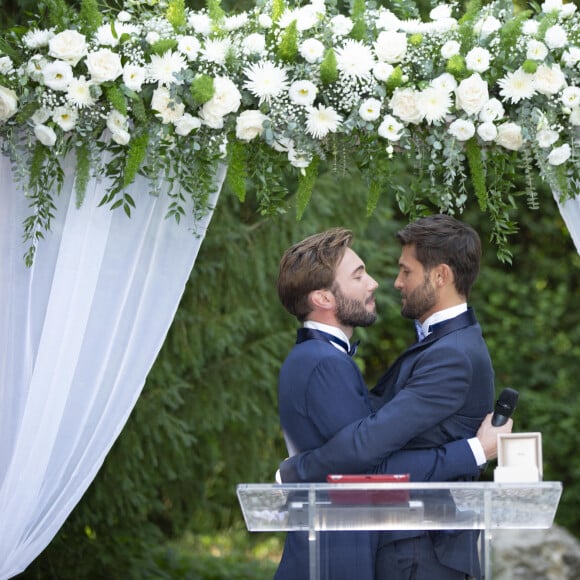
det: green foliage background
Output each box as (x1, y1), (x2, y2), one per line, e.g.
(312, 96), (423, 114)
(2, 0), (580, 577)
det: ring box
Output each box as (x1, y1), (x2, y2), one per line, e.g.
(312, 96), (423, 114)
(494, 433), (543, 482)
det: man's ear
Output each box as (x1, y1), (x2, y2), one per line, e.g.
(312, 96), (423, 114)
(433, 264), (453, 288)
(309, 289), (335, 311)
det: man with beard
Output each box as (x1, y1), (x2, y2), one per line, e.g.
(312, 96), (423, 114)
(274, 225), (508, 580)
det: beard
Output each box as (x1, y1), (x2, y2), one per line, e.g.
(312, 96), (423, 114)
(333, 284), (377, 328)
(400, 276), (437, 320)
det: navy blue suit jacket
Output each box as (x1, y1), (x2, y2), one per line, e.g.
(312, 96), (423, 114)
(275, 317), (491, 580)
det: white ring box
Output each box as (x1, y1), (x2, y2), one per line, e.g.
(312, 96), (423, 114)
(493, 433), (543, 483)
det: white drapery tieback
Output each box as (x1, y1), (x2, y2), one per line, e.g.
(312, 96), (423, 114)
(0, 153), (225, 578)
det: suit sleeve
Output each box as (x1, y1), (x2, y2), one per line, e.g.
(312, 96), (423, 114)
(279, 438), (480, 482)
(280, 342), (477, 481)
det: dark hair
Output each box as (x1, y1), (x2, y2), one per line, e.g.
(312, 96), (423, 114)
(278, 228), (353, 321)
(396, 214), (481, 298)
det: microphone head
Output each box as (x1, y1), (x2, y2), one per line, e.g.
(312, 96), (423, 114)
(497, 387), (519, 410)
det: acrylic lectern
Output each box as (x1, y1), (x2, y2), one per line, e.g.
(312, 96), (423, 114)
(237, 481), (562, 580)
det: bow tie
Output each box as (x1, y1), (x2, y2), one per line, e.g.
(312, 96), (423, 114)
(328, 335), (360, 357)
(297, 328), (359, 356)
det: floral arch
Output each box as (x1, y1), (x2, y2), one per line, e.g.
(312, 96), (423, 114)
(0, 0), (578, 576)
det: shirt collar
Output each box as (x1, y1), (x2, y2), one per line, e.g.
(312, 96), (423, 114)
(420, 303), (468, 338)
(303, 320), (351, 353)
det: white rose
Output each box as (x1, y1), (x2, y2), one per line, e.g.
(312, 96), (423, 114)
(474, 16), (501, 38)
(561, 3), (576, 17)
(235, 110), (268, 141)
(242, 33), (266, 56)
(112, 128), (131, 145)
(431, 72), (457, 93)
(477, 122), (497, 141)
(441, 40), (461, 59)
(562, 47), (580, 67)
(548, 143), (571, 165)
(536, 128), (559, 148)
(288, 148), (312, 169)
(448, 119), (476, 141)
(151, 87), (185, 124)
(544, 25), (568, 49)
(374, 31), (407, 63)
(479, 98), (504, 122)
(174, 113), (201, 136)
(0, 56), (13, 75)
(465, 47), (491, 73)
(455, 73), (489, 116)
(359, 98), (382, 122)
(188, 13), (212, 35)
(31, 108), (51, 124)
(258, 14), (273, 28)
(373, 62), (394, 82)
(0, 86), (18, 122)
(200, 76), (241, 124)
(330, 15), (354, 36)
(376, 9), (401, 31)
(48, 30), (87, 65)
(86, 49), (123, 83)
(527, 40), (548, 61)
(496, 122), (524, 151)
(542, 0), (563, 13)
(106, 110), (131, 145)
(42, 61), (74, 91)
(34, 124), (57, 147)
(389, 88), (422, 124)
(534, 64), (566, 95)
(522, 20), (539, 36)
(300, 38), (325, 63)
(430, 4), (453, 20)
(570, 107), (580, 126)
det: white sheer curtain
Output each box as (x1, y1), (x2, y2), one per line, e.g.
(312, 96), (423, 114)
(553, 192), (580, 255)
(0, 152), (225, 579)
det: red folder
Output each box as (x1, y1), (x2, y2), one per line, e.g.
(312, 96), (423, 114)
(326, 473), (410, 504)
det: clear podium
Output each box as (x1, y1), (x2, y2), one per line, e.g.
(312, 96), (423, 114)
(237, 481), (562, 579)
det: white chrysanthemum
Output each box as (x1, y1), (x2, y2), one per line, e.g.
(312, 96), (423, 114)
(300, 38), (325, 63)
(399, 19), (424, 34)
(244, 61), (289, 104)
(465, 47), (491, 73)
(498, 69), (536, 103)
(527, 40), (548, 61)
(477, 122), (497, 141)
(548, 143), (571, 166)
(418, 86), (452, 124)
(373, 62), (394, 82)
(289, 80), (318, 106)
(188, 13), (212, 35)
(223, 13), (249, 31)
(431, 72), (457, 93)
(536, 128), (559, 148)
(496, 122), (524, 151)
(479, 98), (504, 122)
(258, 14), (273, 28)
(561, 87), (580, 108)
(235, 109), (268, 141)
(378, 115), (404, 141)
(66, 76), (96, 108)
(242, 33), (266, 56)
(23, 28), (54, 49)
(448, 119), (475, 141)
(534, 64), (566, 95)
(34, 124), (57, 147)
(201, 39), (231, 66)
(562, 47), (580, 67)
(441, 40), (461, 59)
(306, 104), (342, 139)
(123, 64), (146, 92)
(175, 113), (201, 136)
(42, 60), (74, 91)
(336, 39), (375, 79)
(358, 98), (382, 122)
(178, 36), (201, 61)
(544, 24), (568, 49)
(374, 31), (407, 64)
(330, 15), (353, 36)
(52, 105), (78, 131)
(148, 50), (187, 86)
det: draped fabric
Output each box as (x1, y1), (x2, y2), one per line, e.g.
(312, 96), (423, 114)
(0, 153), (225, 578)
(553, 192), (580, 255)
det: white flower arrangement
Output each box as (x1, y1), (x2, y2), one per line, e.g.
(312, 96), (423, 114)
(0, 0), (579, 263)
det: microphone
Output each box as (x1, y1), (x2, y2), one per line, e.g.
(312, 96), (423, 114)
(491, 387), (519, 426)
